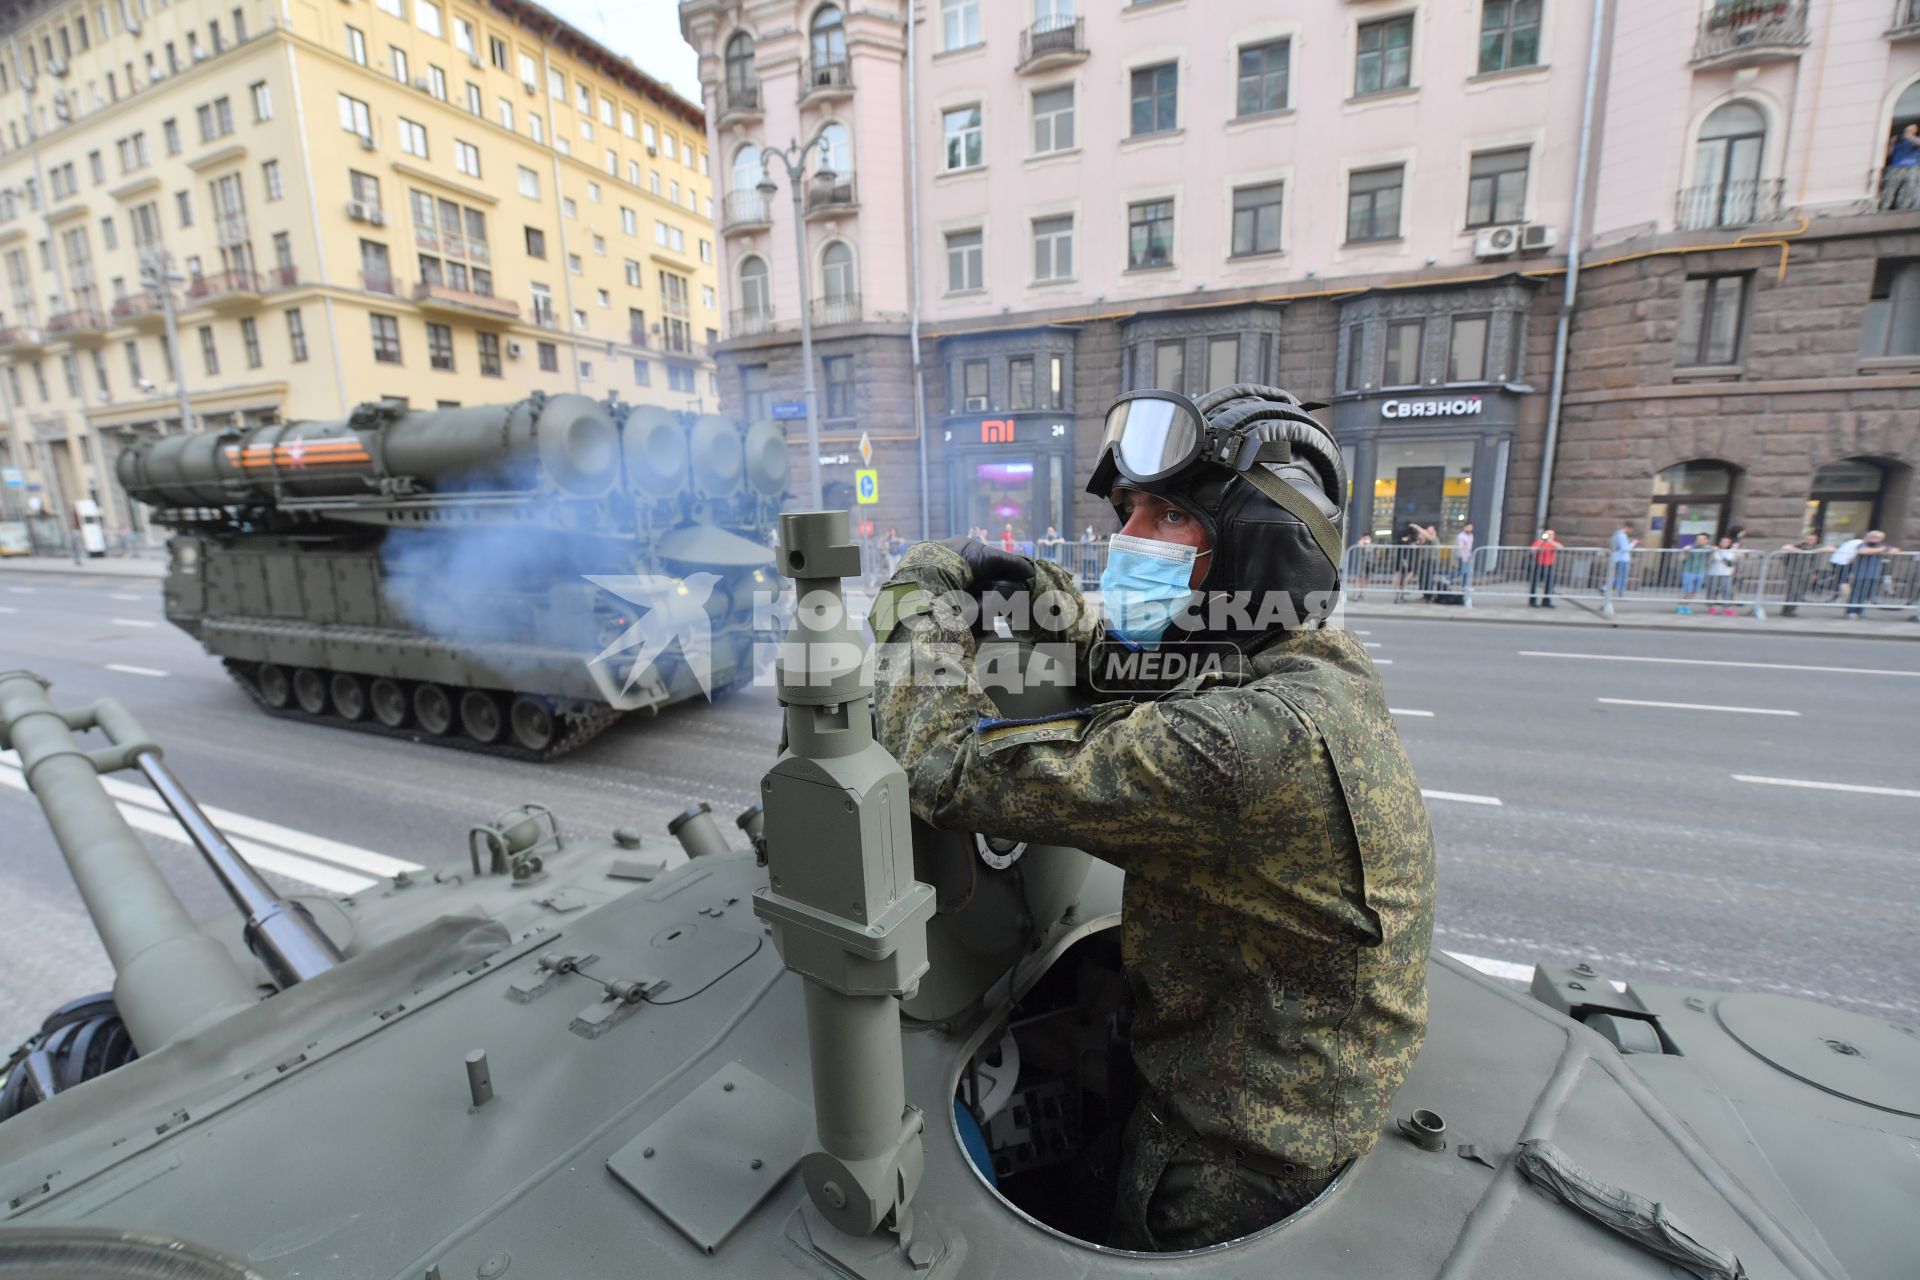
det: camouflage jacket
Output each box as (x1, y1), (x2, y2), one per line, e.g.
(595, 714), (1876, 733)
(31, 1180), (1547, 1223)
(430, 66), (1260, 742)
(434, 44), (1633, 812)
(873, 542), (1436, 1176)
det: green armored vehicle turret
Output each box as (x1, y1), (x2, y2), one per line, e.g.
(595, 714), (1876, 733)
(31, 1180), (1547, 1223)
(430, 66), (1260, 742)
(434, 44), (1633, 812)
(1, 513), (1916, 1279)
(117, 395), (789, 758)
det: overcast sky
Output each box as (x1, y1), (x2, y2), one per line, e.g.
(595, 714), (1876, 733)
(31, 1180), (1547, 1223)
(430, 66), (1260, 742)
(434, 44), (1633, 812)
(538, 0), (704, 106)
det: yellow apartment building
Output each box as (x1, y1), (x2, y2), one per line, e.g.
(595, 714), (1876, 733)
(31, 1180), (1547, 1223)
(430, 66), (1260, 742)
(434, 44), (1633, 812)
(0, 0), (718, 542)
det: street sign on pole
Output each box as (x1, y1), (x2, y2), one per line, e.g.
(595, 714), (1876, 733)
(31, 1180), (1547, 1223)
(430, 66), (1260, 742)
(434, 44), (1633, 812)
(771, 401), (807, 421)
(858, 431), (873, 466)
(855, 469), (879, 504)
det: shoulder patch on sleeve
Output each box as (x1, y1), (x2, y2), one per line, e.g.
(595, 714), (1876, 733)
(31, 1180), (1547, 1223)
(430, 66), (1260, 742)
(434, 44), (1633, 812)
(870, 582), (931, 645)
(973, 709), (1094, 756)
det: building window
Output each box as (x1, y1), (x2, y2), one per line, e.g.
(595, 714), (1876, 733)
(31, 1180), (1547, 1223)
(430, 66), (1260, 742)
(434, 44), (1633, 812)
(1010, 356), (1035, 410)
(286, 308), (308, 361)
(1207, 335), (1238, 389)
(1236, 39), (1290, 117)
(468, 83), (483, 115)
(1127, 200), (1173, 269)
(371, 313), (402, 363)
(1447, 314), (1489, 381)
(942, 0), (980, 50)
(1231, 182), (1284, 256)
(1034, 215), (1074, 281)
(391, 47), (409, 84)
(349, 170), (382, 214)
(250, 80), (271, 121)
(176, 189), (193, 227)
(1863, 259), (1920, 357)
(399, 118), (428, 158)
(427, 322), (454, 370)
(490, 35), (508, 70)
(537, 341), (558, 371)
(1346, 165), (1404, 242)
(454, 140), (480, 177)
(1479, 0), (1542, 75)
(163, 119), (181, 155)
(960, 359), (989, 411)
(346, 26), (366, 64)
(943, 106), (983, 171)
(416, 0), (442, 38)
(739, 255), (772, 317)
(454, 16), (475, 55)
(517, 167), (540, 199)
(1153, 340), (1184, 392)
(499, 99), (514, 131)
(823, 354), (854, 417)
(947, 229), (983, 292)
(199, 324), (220, 376)
(1677, 274), (1748, 367)
(741, 363), (769, 419)
(822, 241), (856, 301)
(1033, 86), (1074, 154)
(1465, 147), (1529, 227)
(632, 357), (651, 385)
(1130, 62), (1178, 136)
(240, 316), (262, 367)
(1355, 15), (1414, 97)
(1383, 319), (1423, 386)
(525, 226), (546, 257)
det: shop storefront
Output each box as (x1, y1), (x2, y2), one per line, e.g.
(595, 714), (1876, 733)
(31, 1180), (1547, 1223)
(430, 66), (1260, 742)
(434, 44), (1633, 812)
(938, 411), (1077, 548)
(1331, 389), (1522, 543)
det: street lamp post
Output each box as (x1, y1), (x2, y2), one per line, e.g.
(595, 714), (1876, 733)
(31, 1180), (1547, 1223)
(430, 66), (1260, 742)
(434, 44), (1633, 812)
(758, 136), (832, 511)
(139, 250), (196, 435)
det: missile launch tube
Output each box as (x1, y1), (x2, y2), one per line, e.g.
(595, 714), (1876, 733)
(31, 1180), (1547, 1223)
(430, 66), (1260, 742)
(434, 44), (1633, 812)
(116, 393), (619, 509)
(0, 672), (260, 1052)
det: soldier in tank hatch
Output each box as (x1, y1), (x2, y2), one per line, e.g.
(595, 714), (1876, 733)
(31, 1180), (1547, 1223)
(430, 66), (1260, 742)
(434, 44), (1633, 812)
(870, 384), (1436, 1251)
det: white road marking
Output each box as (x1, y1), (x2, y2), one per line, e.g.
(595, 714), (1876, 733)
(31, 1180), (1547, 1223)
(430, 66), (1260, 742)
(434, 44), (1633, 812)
(0, 764), (378, 894)
(110, 617), (157, 628)
(1521, 650), (1919, 678)
(1422, 789), (1503, 807)
(0, 606), (14, 614)
(1363, 642), (1383, 649)
(1389, 708), (1435, 718)
(1445, 952), (1535, 983)
(1733, 774), (1920, 800)
(105, 663), (168, 677)
(1373, 658), (1394, 665)
(110, 592), (145, 601)
(1597, 697), (1799, 717)
(6, 586), (34, 594)
(1352, 630), (1372, 635)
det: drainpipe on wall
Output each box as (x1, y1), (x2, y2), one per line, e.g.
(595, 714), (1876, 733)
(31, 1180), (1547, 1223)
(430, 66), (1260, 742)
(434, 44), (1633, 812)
(278, 0), (349, 416)
(904, 0), (929, 540)
(1534, 0), (1608, 536)
(539, 26), (584, 395)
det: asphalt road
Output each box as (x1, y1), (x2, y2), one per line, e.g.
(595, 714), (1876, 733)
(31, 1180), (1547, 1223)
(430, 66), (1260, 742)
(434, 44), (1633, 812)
(1, 572), (1915, 1055)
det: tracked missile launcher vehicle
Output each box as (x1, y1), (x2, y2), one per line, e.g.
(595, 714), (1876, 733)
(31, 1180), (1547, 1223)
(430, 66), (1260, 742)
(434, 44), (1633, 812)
(117, 395), (789, 758)
(2, 511), (1917, 1278)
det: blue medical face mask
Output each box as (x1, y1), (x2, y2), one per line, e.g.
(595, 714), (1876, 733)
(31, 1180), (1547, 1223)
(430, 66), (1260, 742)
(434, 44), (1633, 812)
(1100, 532), (1203, 649)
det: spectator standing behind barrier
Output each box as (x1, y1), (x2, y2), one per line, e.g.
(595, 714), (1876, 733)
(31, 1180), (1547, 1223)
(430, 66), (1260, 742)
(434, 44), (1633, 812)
(1080, 524), (1099, 587)
(1846, 531), (1894, 618)
(1454, 523), (1475, 593)
(1829, 534), (1864, 596)
(1704, 536), (1738, 615)
(1349, 534), (1374, 601)
(1528, 529), (1563, 608)
(1778, 532), (1824, 616)
(1392, 525), (1417, 603)
(1037, 525), (1065, 565)
(1675, 533), (1711, 615)
(1411, 524), (1439, 598)
(1609, 521), (1639, 598)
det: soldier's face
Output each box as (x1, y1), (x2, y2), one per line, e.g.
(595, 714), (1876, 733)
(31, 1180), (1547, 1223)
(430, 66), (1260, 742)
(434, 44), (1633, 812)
(1115, 489), (1212, 588)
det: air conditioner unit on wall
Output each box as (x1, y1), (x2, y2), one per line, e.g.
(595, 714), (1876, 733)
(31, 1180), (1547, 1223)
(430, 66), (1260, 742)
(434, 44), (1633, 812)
(346, 200), (385, 225)
(1473, 225), (1521, 259)
(1521, 223), (1558, 252)
(506, 340), (524, 358)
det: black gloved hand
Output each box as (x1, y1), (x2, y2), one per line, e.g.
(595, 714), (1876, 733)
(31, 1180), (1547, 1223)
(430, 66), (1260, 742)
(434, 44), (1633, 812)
(939, 537), (1035, 597)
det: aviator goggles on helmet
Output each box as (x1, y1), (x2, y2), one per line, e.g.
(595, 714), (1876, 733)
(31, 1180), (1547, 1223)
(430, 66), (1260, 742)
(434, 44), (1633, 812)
(1087, 390), (1271, 499)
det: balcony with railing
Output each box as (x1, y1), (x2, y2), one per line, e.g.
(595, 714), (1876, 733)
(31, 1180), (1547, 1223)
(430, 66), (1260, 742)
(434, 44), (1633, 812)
(731, 305), (777, 338)
(720, 77), (762, 120)
(531, 302), (559, 329)
(362, 270), (400, 295)
(268, 265), (299, 289)
(0, 324), (47, 350)
(805, 175), (857, 218)
(214, 213), (250, 247)
(111, 292), (169, 327)
(722, 189), (773, 233)
(1018, 15), (1087, 72)
(800, 57), (853, 103)
(1891, 0), (1920, 38)
(1691, 1), (1809, 68)
(186, 268), (263, 308)
(47, 306), (108, 337)
(412, 280), (520, 320)
(811, 293), (861, 327)
(1675, 178), (1786, 230)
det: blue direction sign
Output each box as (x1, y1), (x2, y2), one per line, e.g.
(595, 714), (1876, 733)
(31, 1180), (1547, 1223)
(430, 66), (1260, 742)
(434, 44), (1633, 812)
(770, 401), (807, 420)
(855, 469), (879, 504)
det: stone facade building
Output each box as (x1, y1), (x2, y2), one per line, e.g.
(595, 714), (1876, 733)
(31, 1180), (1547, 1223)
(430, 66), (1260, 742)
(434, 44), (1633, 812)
(684, 0), (1920, 552)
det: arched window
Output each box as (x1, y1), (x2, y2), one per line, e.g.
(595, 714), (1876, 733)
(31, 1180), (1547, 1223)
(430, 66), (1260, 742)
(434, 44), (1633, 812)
(815, 123), (851, 179)
(1686, 102), (1767, 229)
(1648, 459), (1737, 547)
(1805, 459), (1886, 542)
(739, 255), (771, 316)
(1880, 82), (1920, 210)
(821, 242), (855, 300)
(730, 142), (762, 195)
(810, 6), (847, 79)
(723, 32), (758, 111)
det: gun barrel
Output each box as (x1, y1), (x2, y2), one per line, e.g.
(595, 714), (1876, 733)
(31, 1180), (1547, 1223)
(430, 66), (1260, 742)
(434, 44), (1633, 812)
(0, 671), (260, 1051)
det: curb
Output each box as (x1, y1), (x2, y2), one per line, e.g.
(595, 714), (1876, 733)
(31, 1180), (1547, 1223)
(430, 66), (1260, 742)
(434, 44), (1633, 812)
(1339, 603), (1920, 643)
(0, 560), (166, 581)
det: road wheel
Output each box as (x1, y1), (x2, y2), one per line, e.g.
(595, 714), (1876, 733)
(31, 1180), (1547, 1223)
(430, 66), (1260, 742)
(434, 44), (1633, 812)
(330, 673), (368, 721)
(369, 678), (409, 728)
(292, 668), (329, 715)
(508, 695), (557, 752)
(257, 663), (292, 709)
(413, 683), (454, 736)
(459, 689), (504, 744)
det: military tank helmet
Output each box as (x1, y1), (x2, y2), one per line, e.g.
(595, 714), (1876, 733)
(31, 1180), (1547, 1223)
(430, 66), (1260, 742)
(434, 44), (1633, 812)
(1087, 383), (1347, 640)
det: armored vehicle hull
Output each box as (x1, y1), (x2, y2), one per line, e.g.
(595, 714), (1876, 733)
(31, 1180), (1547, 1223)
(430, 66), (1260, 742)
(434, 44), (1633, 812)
(121, 396), (788, 758)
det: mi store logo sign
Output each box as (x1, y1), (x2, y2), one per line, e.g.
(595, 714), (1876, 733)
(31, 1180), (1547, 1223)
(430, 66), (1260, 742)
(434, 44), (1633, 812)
(980, 419), (1017, 444)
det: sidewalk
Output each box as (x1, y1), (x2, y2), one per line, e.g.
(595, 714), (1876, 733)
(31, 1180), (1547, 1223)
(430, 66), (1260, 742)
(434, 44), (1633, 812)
(0, 554), (165, 580)
(1340, 592), (1918, 640)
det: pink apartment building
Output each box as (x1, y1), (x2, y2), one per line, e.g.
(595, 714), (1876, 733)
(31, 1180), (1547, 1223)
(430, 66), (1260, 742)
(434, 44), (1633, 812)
(683, 0), (1920, 549)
